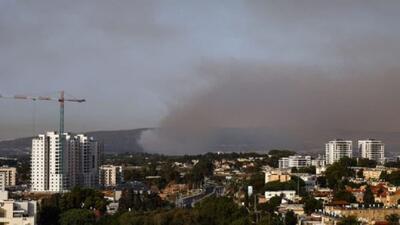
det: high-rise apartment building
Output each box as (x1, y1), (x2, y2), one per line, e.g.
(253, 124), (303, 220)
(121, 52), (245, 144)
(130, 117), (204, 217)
(31, 131), (101, 192)
(358, 139), (385, 164)
(99, 165), (123, 187)
(325, 139), (353, 165)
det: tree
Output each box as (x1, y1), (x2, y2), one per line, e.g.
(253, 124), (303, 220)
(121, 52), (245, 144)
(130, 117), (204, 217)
(382, 171), (400, 186)
(248, 172), (265, 193)
(59, 209), (95, 225)
(284, 210), (297, 225)
(337, 216), (361, 225)
(363, 185), (375, 207)
(333, 189), (356, 203)
(316, 176), (327, 188)
(303, 195), (323, 215)
(259, 196), (282, 213)
(356, 169), (364, 179)
(37, 206), (61, 225)
(257, 214), (283, 225)
(386, 214), (400, 225)
(195, 197), (248, 225)
(357, 158), (377, 168)
(325, 158), (355, 189)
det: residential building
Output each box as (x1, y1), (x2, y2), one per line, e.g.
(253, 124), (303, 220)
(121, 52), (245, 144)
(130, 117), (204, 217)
(0, 199), (37, 225)
(311, 155), (326, 168)
(31, 131), (101, 192)
(265, 169), (291, 183)
(99, 165), (123, 187)
(0, 173), (5, 192)
(279, 155), (312, 169)
(0, 173), (8, 201)
(0, 166), (16, 187)
(265, 190), (296, 201)
(325, 139), (353, 165)
(358, 139), (385, 164)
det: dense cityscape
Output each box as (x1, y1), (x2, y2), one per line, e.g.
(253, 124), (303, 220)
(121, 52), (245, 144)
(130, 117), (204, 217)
(2, 1), (400, 225)
(0, 134), (400, 225)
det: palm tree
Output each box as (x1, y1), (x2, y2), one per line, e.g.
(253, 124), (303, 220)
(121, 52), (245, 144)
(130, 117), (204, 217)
(386, 214), (400, 225)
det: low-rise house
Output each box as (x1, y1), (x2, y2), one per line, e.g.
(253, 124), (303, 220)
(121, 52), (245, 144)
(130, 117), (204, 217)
(265, 190), (296, 201)
(0, 199), (37, 225)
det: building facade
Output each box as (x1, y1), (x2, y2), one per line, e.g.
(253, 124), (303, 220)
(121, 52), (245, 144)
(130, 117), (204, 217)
(279, 155), (312, 169)
(99, 165), (123, 187)
(358, 139), (385, 164)
(0, 167), (16, 187)
(31, 131), (101, 192)
(325, 139), (353, 165)
(0, 199), (36, 225)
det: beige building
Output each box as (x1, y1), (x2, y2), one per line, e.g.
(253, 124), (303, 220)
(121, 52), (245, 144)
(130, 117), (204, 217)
(0, 166), (16, 187)
(0, 200), (36, 225)
(99, 165), (123, 187)
(265, 169), (291, 183)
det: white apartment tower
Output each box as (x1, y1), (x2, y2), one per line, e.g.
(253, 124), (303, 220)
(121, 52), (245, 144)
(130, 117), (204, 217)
(325, 139), (353, 165)
(358, 139), (385, 164)
(31, 131), (101, 192)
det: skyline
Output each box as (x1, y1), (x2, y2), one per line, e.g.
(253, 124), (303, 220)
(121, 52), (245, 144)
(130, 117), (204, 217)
(1, 0), (400, 154)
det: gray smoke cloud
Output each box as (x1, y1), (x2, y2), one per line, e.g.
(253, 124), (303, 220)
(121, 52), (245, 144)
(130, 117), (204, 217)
(138, 0), (400, 155)
(140, 60), (400, 154)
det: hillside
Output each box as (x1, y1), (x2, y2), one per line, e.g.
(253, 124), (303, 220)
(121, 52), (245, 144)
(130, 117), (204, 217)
(0, 128), (149, 156)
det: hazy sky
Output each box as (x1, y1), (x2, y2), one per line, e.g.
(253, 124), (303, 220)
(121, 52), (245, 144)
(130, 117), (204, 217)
(1, 0), (400, 144)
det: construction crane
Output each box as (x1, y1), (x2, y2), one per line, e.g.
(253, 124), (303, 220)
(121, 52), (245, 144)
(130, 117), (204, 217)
(0, 90), (85, 135)
(1, 90), (85, 185)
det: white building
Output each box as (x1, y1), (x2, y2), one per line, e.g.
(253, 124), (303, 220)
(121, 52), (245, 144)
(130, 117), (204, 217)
(0, 166), (16, 187)
(311, 155), (326, 168)
(279, 156), (312, 169)
(265, 190), (296, 201)
(31, 131), (101, 192)
(358, 139), (385, 164)
(99, 165), (123, 187)
(325, 139), (353, 165)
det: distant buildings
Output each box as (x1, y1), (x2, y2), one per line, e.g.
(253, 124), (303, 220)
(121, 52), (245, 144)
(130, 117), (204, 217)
(31, 131), (101, 192)
(0, 166), (16, 187)
(278, 155), (312, 169)
(358, 139), (385, 164)
(99, 165), (123, 187)
(325, 139), (353, 165)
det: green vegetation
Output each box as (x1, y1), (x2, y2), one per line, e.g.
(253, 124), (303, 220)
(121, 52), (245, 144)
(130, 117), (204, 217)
(118, 188), (172, 212)
(380, 171), (400, 186)
(302, 195), (323, 215)
(264, 176), (305, 196)
(291, 166), (316, 174)
(283, 210), (298, 225)
(385, 213), (400, 225)
(363, 185), (375, 206)
(337, 216), (361, 225)
(357, 158), (377, 168)
(38, 187), (109, 225)
(59, 209), (96, 225)
(325, 158), (356, 189)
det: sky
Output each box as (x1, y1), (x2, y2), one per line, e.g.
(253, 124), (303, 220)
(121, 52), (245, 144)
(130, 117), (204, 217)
(1, 0), (400, 153)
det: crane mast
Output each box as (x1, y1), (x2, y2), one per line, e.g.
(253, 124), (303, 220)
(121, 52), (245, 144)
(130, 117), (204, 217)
(0, 90), (85, 135)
